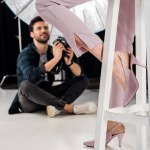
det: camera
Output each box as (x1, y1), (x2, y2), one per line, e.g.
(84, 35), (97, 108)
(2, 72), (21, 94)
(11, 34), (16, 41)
(53, 36), (70, 49)
(53, 36), (70, 57)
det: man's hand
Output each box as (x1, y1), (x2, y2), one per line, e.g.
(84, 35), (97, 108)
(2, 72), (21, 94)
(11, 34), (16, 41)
(64, 47), (74, 65)
(64, 47), (81, 76)
(52, 41), (65, 60)
(44, 41), (66, 72)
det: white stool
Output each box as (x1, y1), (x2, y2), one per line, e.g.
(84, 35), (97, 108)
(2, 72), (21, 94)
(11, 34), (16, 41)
(94, 0), (150, 150)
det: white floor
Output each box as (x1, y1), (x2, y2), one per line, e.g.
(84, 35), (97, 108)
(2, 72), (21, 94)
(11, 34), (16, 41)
(0, 88), (150, 150)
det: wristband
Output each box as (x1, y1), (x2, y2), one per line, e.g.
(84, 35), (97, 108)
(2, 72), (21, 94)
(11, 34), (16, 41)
(66, 60), (74, 67)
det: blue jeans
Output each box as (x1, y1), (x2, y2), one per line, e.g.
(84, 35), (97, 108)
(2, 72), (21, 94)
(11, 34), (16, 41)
(18, 75), (88, 112)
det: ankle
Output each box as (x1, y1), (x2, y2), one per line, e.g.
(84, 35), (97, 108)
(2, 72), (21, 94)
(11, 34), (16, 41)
(113, 53), (127, 90)
(64, 104), (74, 113)
(112, 124), (125, 135)
(107, 121), (125, 133)
(107, 121), (118, 131)
(116, 51), (130, 68)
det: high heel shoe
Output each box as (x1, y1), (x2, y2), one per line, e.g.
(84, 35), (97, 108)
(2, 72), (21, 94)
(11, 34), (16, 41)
(109, 52), (145, 108)
(118, 53), (146, 106)
(83, 123), (125, 148)
(106, 123), (125, 147)
(83, 54), (145, 148)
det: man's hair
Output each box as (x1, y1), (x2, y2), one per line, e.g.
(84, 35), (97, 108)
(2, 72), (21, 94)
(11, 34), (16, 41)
(29, 16), (44, 32)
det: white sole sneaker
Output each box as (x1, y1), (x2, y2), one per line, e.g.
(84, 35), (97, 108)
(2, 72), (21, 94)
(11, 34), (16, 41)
(46, 105), (61, 118)
(73, 102), (97, 115)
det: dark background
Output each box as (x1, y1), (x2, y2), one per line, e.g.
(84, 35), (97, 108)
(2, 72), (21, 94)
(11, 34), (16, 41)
(0, 1), (104, 87)
(0, 1), (32, 81)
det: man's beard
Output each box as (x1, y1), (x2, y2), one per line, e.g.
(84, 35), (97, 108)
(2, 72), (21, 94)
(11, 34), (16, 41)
(36, 35), (50, 44)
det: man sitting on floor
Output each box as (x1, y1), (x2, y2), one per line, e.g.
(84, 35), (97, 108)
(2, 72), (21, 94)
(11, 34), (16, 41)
(8, 16), (97, 117)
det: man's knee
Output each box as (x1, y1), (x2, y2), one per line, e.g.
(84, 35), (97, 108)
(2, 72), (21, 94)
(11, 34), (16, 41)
(19, 80), (31, 91)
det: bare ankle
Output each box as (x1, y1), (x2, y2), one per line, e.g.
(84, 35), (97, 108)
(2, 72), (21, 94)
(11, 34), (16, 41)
(64, 104), (74, 113)
(107, 121), (125, 135)
(107, 121), (118, 131)
(113, 52), (129, 90)
(113, 124), (125, 135)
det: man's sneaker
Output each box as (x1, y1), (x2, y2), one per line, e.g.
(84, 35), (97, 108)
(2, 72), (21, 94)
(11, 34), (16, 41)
(46, 105), (61, 118)
(73, 102), (97, 114)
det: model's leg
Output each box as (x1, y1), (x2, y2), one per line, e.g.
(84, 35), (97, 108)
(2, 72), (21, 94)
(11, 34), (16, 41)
(35, 0), (122, 133)
(35, 0), (138, 145)
(112, 0), (135, 90)
(36, 0), (103, 57)
(84, 0), (136, 147)
(75, 0), (135, 102)
(35, 0), (128, 91)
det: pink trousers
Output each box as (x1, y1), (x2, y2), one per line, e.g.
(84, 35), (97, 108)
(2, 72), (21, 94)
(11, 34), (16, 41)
(35, 0), (135, 108)
(35, 0), (135, 57)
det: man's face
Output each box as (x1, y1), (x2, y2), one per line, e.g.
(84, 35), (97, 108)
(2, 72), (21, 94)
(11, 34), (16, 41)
(30, 21), (50, 44)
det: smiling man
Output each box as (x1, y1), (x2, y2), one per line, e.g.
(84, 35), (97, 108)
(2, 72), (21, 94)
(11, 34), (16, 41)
(8, 16), (97, 117)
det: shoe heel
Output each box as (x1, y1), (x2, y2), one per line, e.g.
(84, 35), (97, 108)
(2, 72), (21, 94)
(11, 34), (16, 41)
(83, 140), (94, 147)
(116, 133), (124, 147)
(130, 54), (146, 69)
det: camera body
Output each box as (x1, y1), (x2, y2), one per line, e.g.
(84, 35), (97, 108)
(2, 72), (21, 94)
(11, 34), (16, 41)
(53, 36), (70, 57)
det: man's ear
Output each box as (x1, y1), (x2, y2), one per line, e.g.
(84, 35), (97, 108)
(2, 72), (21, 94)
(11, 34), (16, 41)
(30, 32), (34, 38)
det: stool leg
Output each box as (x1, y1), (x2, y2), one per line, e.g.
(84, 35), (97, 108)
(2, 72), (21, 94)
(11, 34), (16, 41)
(144, 0), (150, 149)
(135, 0), (147, 149)
(137, 125), (147, 150)
(135, 0), (147, 105)
(144, 0), (150, 116)
(94, 0), (120, 149)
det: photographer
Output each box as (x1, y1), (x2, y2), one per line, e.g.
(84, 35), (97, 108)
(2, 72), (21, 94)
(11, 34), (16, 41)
(8, 16), (97, 117)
